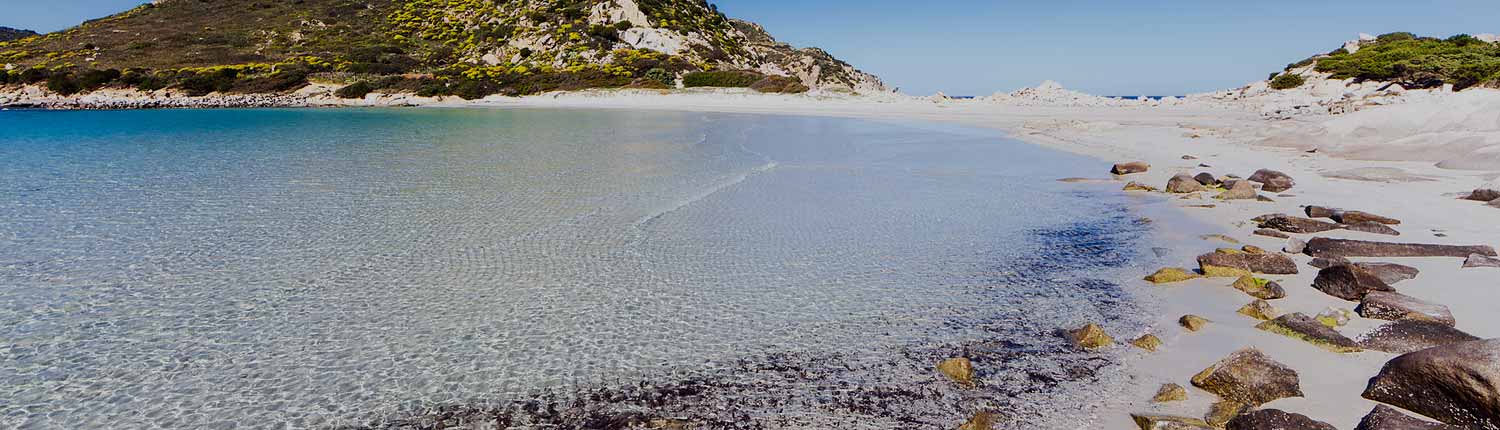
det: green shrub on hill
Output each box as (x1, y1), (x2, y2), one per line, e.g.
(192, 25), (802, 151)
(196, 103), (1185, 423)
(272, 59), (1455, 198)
(748, 75), (809, 93)
(1269, 74), (1305, 90)
(334, 81), (375, 99)
(46, 73), (82, 95)
(682, 70), (763, 88)
(1310, 32), (1500, 90)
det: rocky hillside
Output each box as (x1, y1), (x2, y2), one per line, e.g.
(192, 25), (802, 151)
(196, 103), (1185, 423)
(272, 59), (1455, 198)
(0, 0), (884, 98)
(0, 27), (38, 42)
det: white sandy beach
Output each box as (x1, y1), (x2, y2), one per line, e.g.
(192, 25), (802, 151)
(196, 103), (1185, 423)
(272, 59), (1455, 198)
(463, 85), (1500, 428)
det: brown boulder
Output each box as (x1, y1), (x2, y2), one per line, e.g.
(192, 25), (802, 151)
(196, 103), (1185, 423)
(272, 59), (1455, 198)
(1112, 161), (1151, 175)
(1238, 299), (1280, 321)
(1466, 188), (1500, 201)
(1313, 264), (1396, 301)
(1336, 210), (1403, 225)
(1464, 253), (1500, 268)
(1254, 229), (1291, 239)
(1303, 238), (1498, 258)
(1198, 251), (1299, 275)
(1355, 405), (1468, 430)
(1153, 383), (1188, 402)
(1217, 179), (1258, 200)
(1357, 263), (1421, 285)
(1248, 169), (1296, 192)
(1226, 409), (1335, 430)
(1305, 205), (1341, 219)
(1190, 348), (1303, 407)
(1193, 172), (1220, 186)
(1358, 291), (1456, 326)
(1344, 221), (1402, 236)
(1358, 320), (1481, 354)
(1132, 415), (1215, 430)
(1232, 276), (1287, 300)
(1063, 323), (1115, 350)
(937, 358), (976, 387)
(1256, 313), (1362, 353)
(1124, 181), (1159, 192)
(1309, 256), (1351, 269)
(1180, 315), (1211, 332)
(1205, 401), (1248, 428)
(1259, 216), (1342, 234)
(1132, 334), (1164, 352)
(1362, 339), (1500, 427)
(1168, 173), (1208, 193)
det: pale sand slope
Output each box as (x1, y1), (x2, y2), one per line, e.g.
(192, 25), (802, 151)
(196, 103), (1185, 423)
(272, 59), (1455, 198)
(464, 88), (1500, 428)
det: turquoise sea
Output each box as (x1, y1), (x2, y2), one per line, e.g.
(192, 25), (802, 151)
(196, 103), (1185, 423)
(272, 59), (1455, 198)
(0, 108), (1152, 429)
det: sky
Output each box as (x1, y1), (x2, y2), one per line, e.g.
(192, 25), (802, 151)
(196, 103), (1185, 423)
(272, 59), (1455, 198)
(8, 0), (1500, 96)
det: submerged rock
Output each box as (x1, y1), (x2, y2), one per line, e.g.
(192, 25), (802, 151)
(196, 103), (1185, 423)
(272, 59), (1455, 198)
(1358, 320), (1481, 354)
(1232, 276), (1287, 300)
(1464, 253), (1500, 268)
(959, 411), (999, 430)
(1313, 264), (1395, 301)
(1168, 174), (1208, 193)
(1132, 414), (1215, 430)
(1146, 268), (1201, 284)
(1226, 409), (1335, 430)
(1202, 234), (1241, 244)
(1237, 299), (1280, 321)
(1358, 291), (1456, 326)
(1363, 339), (1500, 427)
(1113, 161), (1151, 175)
(1180, 315), (1211, 332)
(1193, 172), (1220, 186)
(1198, 251), (1298, 275)
(1153, 383), (1188, 402)
(1355, 405), (1467, 430)
(1254, 229), (1291, 239)
(1315, 307), (1353, 328)
(1190, 348), (1302, 407)
(1303, 238), (1498, 258)
(1259, 215), (1342, 234)
(1063, 323), (1115, 350)
(937, 357), (976, 387)
(1344, 221), (1402, 236)
(1248, 169), (1296, 192)
(1256, 313), (1361, 353)
(1305, 205), (1342, 219)
(1124, 181), (1159, 192)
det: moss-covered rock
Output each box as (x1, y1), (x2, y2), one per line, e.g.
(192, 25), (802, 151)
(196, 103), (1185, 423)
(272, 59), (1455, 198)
(1132, 414), (1215, 430)
(1153, 383), (1188, 403)
(1191, 348), (1303, 407)
(1131, 334), (1164, 352)
(936, 357), (975, 388)
(1064, 323), (1115, 350)
(1231, 276), (1287, 300)
(1256, 313), (1362, 353)
(1237, 299), (1280, 321)
(1145, 268), (1201, 284)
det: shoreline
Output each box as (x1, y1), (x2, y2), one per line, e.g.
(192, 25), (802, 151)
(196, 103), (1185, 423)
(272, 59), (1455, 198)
(7, 87), (1499, 428)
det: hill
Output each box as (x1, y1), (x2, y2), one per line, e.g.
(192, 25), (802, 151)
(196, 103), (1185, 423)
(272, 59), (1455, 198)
(0, 0), (884, 98)
(1271, 32), (1500, 91)
(0, 27), (38, 42)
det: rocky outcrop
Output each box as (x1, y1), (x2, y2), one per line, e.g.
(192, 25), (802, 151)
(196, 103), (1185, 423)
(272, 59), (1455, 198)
(1191, 348), (1303, 407)
(1313, 264), (1395, 301)
(1206, 402), (1249, 428)
(1226, 409), (1336, 430)
(1336, 210), (1403, 225)
(1358, 291), (1456, 326)
(1303, 238), (1498, 258)
(1248, 169), (1296, 192)
(1198, 251), (1299, 276)
(1356, 263), (1421, 285)
(1257, 313), (1362, 353)
(1194, 172), (1221, 186)
(1358, 320), (1481, 354)
(1356, 405), (1468, 430)
(0, 26), (38, 42)
(1362, 339), (1500, 427)
(729, 20), (886, 93)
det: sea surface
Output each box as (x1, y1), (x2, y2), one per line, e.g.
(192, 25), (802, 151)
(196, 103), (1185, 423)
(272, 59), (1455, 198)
(0, 108), (1155, 429)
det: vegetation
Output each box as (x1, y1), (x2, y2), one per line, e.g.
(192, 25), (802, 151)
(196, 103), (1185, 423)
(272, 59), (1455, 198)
(682, 70), (764, 88)
(1297, 32), (1500, 90)
(0, 27), (39, 43)
(748, 75), (809, 93)
(334, 81), (375, 99)
(1268, 74), (1305, 90)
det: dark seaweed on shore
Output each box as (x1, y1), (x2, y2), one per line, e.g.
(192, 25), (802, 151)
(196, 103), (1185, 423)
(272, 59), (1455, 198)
(354, 197), (1153, 430)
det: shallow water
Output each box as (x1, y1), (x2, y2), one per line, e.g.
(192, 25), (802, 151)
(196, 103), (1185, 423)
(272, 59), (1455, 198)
(0, 108), (1152, 429)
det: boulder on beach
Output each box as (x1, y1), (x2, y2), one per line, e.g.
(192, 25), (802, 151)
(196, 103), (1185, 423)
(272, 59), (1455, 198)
(1254, 229), (1291, 239)
(1358, 291), (1456, 326)
(1132, 334), (1164, 352)
(1124, 182), (1159, 192)
(1362, 339), (1500, 427)
(1305, 205), (1341, 219)
(1303, 237), (1498, 258)
(1063, 323), (1115, 350)
(1190, 348), (1303, 407)
(1344, 221), (1402, 236)
(1145, 267), (1202, 284)
(1167, 174), (1208, 193)
(1132, 414), (1215, 430)
(1355, 405), (1468, 430)
(1153, 383), (1188, 402)
(1226, 409), (1336, 430)
(1464, 253), (1500, 268)
(1217, 179), (1258, 200)
(1232, 276), (1287, 300)
(959, 411), (998, 430)
(1285, 238), (1308, 254)
(1316, 307), (1354, 328)
(1193, 172), (1220, 186)
(1466, 188), (1500, 202)
(1112, 161), (1151, 175)
(1205, 401), (1248, 428)
(1256, 313), (1362, 353)
(1259, 215), (1342, 234)
(1356, 263), (1421, 285)
(1358, 320), (1481, 354)
(1238, 299), (1280, 321)
(1180, 315), (1211, 332)
(1313, 264), (1395, 301)
(1248, 169), (1296, 192)
(1335, 210), (1402, 225)
(1198, 251), (1299, 276)
(937, 357), (976, 387)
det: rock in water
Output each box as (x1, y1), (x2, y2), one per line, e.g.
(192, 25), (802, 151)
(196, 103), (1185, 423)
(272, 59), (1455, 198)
(1112, 161), (1151, 175)
(1180, 315), (1211, 332)
(1464, 254), (1500, 268)
(1466, 188), (1500, 202)
(937, 358), (975, 387)
(1248, 169), (1296, 192)
(1124, 181), (1159, 192)
(1305, 205), (1342, 219)
(1153, 383), (1188, 402)
(1132, 414), (1215, 430)
(1357, 291), (1456, 326)
(1232, 276), (1287, 300)
(959, 411), (998, 430)
(1227, 409), (1336, 430)
(1198, 251), (1299, 275)
(1316, 307), (1353, 328)
(1238, 299), (1279, 321)
(1344, 221), (1402, 236)
(1259, 215), (1342, 234)
(1190, 348), (1303, 407)
(1313, 264), (1395, 301)
(1205, 401), (1248, 428)
(1063, 323), (1114, 350)
(1167, 174), (1208, 193)
(1303, 238), (1498, 258)
(1362, 339), (1500, 427)
(1335, 210), (1402, 225)
(1358, 320), (1481, 354)
(1254, 228), (1291, 239)
(1217, 179), (1258, 200)
(1285, 237), (1308, 254)
(1132, 334), (1164, 352)
(1256, 313), (1362, 353)
(1357, 263), (1421, 284)
(1145, 267), (1201, 284)
(1193, 172), (1220, 186)
(1356, 405), (1468, 430)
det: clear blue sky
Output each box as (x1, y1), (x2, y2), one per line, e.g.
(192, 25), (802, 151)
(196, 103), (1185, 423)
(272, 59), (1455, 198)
(9, 0), (1500, 96)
